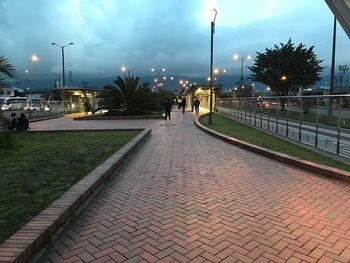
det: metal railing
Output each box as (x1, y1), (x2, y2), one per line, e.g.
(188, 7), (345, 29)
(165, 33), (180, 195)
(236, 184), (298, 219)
(216, 94), (350, 159)
(1, 101), (82, 121)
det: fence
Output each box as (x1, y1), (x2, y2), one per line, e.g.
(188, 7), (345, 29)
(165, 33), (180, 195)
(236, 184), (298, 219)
(216, 95), (350, 159)
(1, 101), (82, 121)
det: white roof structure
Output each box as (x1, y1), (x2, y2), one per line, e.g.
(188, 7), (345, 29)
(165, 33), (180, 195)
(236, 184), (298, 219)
(326, 0), (350, 38)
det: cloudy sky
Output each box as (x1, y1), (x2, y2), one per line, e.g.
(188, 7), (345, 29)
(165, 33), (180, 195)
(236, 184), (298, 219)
(1, 0), (349, 82)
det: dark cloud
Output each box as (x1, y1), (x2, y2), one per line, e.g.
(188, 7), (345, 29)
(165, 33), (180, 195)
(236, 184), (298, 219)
(1, 0), (349, 84)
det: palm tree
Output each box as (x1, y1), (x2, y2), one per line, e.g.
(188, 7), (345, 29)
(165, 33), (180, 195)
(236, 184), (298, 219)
(0, 56), (16, 89)
(99, 75), (156, 115)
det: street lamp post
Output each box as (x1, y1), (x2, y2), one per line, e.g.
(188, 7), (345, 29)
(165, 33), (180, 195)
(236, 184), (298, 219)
(151, 68), (165, 89)
(213, 68), (226, 85)
(329, 16), (337, 115)
(209, 8), (217, 125)
(121, 66), (135, 77)
(25, 55), (39, 101)
(233, 54), (252, 90)
(51, 42), (74, 87)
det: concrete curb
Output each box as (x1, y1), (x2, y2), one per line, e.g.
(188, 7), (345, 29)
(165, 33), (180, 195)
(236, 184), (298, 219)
(29, 114), (65, 123)
(194, 117), (350, 182)
(74, 115), (162, 121)
(0, 128), (151, 263)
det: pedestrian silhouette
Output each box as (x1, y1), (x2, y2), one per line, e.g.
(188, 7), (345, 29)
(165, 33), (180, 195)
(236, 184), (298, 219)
(16, 113), (29, 131)
(181, 97), (187, 114)
(194, 97), (200, 115)
(164, 98), (172, 120)
(10, 112), (17, 130)
(84, 100), (90, 115)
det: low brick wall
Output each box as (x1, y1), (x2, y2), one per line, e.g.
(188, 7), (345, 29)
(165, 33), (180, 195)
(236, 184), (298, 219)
(194, 118), (350, 182)
(74, 115), (162, 120)
(0, 128), (151, 263)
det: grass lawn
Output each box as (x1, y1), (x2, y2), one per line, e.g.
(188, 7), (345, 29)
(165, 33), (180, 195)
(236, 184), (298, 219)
(0, 130), (140, 244)
(199, 113), (350, 172)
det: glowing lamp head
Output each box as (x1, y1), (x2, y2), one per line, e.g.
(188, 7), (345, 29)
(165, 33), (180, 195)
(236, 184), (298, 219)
(31, 55), (39, 61)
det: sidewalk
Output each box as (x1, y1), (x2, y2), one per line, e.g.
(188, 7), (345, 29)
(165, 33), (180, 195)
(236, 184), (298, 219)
(34, 110), (350, 262)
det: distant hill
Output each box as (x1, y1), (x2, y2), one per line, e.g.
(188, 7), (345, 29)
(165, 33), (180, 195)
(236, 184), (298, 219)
(13, 73), (332, 93)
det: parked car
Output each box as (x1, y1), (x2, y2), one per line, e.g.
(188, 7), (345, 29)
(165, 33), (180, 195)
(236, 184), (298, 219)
(1, 97), (28, 110)
(28, 103), (41, 111)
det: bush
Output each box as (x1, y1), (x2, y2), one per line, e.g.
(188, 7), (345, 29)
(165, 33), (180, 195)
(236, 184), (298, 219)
(0, 131), (14, 149)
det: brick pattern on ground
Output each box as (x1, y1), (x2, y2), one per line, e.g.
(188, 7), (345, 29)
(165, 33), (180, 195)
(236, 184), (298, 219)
(36, 112), (350, 263)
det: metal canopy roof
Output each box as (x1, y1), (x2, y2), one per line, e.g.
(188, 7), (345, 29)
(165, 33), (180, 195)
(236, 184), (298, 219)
(326, 0), (350, 38)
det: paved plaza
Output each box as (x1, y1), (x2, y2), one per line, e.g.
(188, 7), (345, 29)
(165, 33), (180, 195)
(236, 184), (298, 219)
(31, 111), (350, 262)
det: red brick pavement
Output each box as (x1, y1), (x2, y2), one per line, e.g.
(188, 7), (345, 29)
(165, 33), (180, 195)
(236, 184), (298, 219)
(36, 111), (350, 262)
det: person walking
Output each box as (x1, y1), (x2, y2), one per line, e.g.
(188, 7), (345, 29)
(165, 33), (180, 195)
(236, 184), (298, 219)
(194, 97), (200, 115)
(164, 98), (172, 120)
(181, 97), (187, 114)
(177, 97), (182, 110)
(84, 100), (90, 115)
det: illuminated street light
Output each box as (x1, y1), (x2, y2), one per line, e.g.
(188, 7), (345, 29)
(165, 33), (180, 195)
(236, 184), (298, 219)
(213, 67), (226, 84)
(281, 75), (287, 81)
(233, 54), (252, 90)
(26, 54), (39, 100)
(121, 66), (135, 77)
(51, 42), (74, 87)
(208, 7), (217, 125)
(151, 68), (166, 89)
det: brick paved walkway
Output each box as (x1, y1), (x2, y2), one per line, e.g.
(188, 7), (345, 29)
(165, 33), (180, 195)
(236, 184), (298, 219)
(34, 111), (350, 263)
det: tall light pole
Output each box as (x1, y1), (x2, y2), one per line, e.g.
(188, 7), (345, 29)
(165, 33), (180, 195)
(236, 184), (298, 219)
(51, 42), (74, 87)
(121, 66), (135, 77)
(208, 8), (217, 125)
(213, 68), (226, 85)
(151, 68), (165, 89)
(25, 55), (39, 100)
(233, 54), (252, 90)
(329, 16), (337, 116)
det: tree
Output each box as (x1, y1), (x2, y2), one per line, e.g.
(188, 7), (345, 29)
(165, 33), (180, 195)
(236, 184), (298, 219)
(338, 64), (349, 89)
(249, 39), (323, 109)
(98, 75), (161, 115)
(0, 56), (16, 89)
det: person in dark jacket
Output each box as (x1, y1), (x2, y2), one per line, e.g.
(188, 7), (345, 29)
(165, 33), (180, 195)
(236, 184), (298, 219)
(164, 98), (172, 120)
(194, 98), (200, 115)
(181, 97), (187, 114)
(16, 113), (29, 131)
(10, 112), (17, 130)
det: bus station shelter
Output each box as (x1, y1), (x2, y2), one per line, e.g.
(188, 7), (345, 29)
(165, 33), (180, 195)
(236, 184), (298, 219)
(182, 83), (222, 111)
(55, 86), (100, 114)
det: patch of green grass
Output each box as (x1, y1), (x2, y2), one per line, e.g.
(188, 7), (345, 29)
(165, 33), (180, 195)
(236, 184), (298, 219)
(0, 130), (140, 244)
(200, 113), (350, 172)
